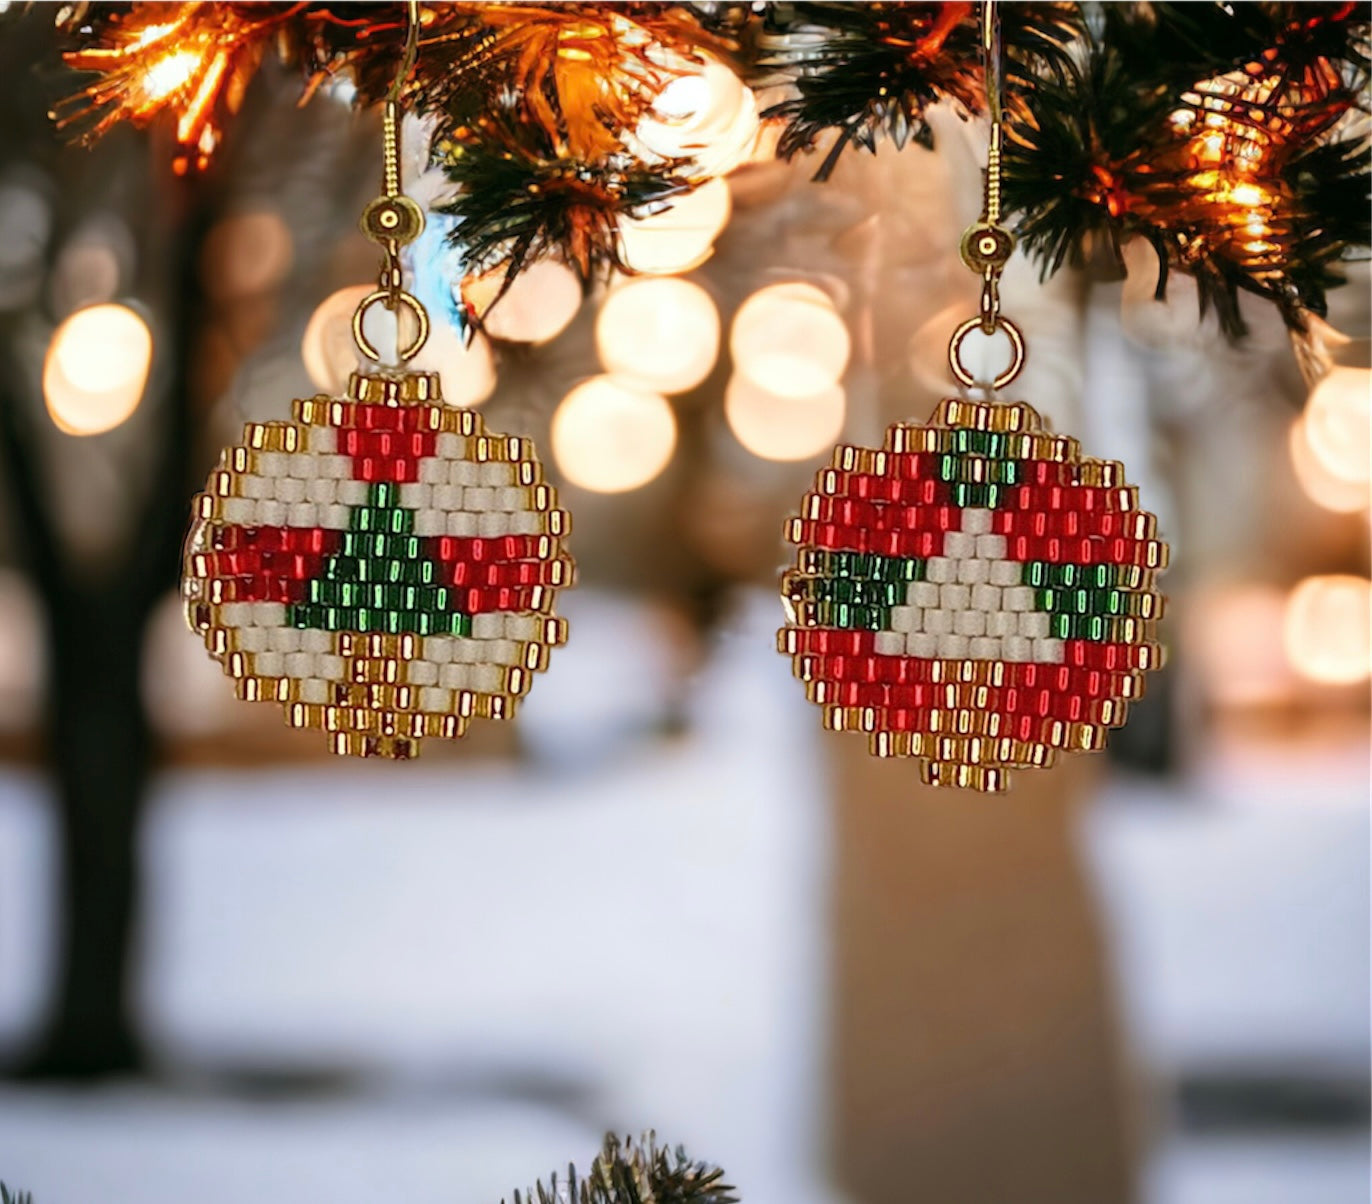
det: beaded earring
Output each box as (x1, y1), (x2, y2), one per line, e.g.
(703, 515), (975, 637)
(181, 2), (573, 758)
(776, 0), (1168, 791)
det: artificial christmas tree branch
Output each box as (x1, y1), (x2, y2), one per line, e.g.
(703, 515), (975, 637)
(37, 1), (1372, 335)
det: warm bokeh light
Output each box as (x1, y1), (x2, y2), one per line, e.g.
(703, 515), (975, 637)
(462, 259), (582, 344)
(1288, 415), (1370, 514)
(724, 375), (846, 462)
(595, 277), (720, 395)
(42, 303), (152, 435)
(1304, 365), (1371, 485)
(1187, 583), (1293, 706)
(201, 210), (293, 300)
(142, 48), (200, 102)
(730, 282), (850, 399)
(1283, 575), (1372, 686)
(301, 284), (371, 393)
(410, 318), (497, 409)
(617, 177), (732, 275)
(551, 375), (677, 493)
(636, 57), (758, 175)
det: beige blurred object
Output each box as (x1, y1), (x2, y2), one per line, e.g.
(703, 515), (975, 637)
(831, 741), (1136, 1204)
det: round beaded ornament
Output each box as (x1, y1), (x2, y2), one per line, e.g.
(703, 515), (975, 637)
(182, 10), (572, 758)
(184, 369), (572, 758)
(778, 397), (1166, 791)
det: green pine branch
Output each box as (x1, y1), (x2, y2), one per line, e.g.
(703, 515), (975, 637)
(505, 1132), (738, 1204)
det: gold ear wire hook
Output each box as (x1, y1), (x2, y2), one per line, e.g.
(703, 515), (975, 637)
(353, 0), (430, 366)
(948, 0), (1024, 393)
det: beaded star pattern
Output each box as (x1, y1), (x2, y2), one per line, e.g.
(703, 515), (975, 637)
(184, 371), (573, 758)
(778, 398), (1168, 791)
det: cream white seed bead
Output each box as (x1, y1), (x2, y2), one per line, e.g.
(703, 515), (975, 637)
(970, 584), (1001, 611)
(237, 627), (269, 652)
(985, 610), (1018, 638)
(1033, 638), (1065, 663)
(908, 633), (938, 658)
(1019, 611), (1050, 639)
(254, 651), (284, 676)
(961, 508), (993, 535)
(875, 630), (905, 656)
(936, 633), (969, 658)
(406, 660), (439, 686)
(923, 608), (953, 635)
(940, 583), (971, 610)
(909, 581), (941, 608)
(1002, 636), (1032, 662)
(221, 497), (253, 524)
(943, 531), (975, 558)
(420, 687), (452, 712)
(301, 629), (333, 653)
(956, 557), (990, 584)
(953, 609), (986, 637)
(925, 557), (955, 584)
(976, 534), (1007, 558)
(989, 560), (1021, 586)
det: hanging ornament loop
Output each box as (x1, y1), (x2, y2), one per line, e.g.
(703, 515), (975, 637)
(352, 0), (429, 366)
(949, 0), (1024, 392)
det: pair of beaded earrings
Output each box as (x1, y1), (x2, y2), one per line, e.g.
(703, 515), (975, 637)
(183, 1), (1166, 790)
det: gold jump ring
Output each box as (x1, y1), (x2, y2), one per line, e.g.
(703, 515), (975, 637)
(351, 289), (430, 363)
(948, 314), (1026, 391)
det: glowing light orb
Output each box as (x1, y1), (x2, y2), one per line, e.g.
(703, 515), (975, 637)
(43, 303), (152, 435)
(464, 259), (583, 344)
(1283, 575), (1372, 685)
(725, 375), (845, 462)
(552, 376), (676, 493)
(731, 282), (850, 399)
(595, 277), (720, 394)
(1305, 366), (1371, 485)
(1289, 416), (1370, 514)
(617, 177), (732, 275)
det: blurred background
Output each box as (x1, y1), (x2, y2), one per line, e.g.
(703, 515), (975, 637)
(0, 8), (1368, 1204)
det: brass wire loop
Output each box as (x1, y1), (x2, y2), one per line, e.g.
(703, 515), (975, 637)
(948, 0), (1025, 391)
(352, 0), (429, 365)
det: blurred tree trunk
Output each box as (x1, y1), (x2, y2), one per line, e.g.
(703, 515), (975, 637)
(0, 191), (204, 1078)
(830, 747), (1138, 1204)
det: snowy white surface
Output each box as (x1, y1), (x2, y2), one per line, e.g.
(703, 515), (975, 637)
(1084, 762), (1370, 1073)
(0, 591), (1366, 1204)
